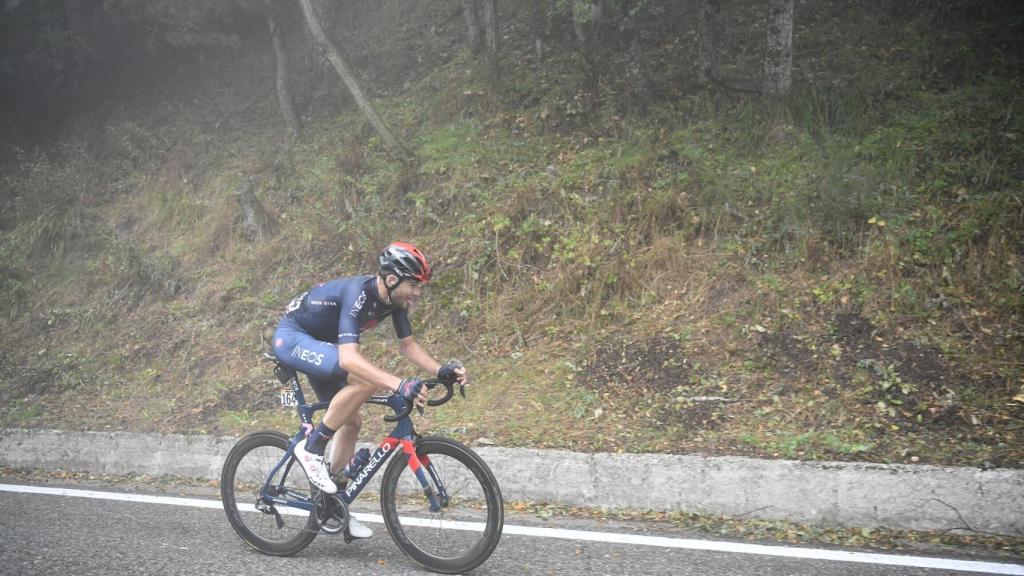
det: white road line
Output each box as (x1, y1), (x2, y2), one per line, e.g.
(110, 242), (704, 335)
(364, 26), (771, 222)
(2, 483), (1021, 575)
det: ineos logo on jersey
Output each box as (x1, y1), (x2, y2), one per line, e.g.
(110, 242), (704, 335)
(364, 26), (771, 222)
(290, 345), (324, 367)
(349, 291), (368, 318)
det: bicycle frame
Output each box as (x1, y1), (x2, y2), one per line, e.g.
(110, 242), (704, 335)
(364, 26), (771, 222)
(259, 364), (448, 516)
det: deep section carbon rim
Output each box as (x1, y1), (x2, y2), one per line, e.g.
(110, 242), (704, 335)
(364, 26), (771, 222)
(380, 437), (503, 574)
(221, 431), (319, 556)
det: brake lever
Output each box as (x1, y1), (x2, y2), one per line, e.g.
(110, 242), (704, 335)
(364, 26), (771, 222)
(459, 382), (466, 398)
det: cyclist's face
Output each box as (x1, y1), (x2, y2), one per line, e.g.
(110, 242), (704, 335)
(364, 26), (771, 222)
(390, 278), (424, 309)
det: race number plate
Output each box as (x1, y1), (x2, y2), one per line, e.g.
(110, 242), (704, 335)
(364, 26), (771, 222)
(279, 389), (298, 407)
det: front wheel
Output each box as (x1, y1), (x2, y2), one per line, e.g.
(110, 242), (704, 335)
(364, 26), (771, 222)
(380, 436), (504, 574)
(221, 430), (319, 556)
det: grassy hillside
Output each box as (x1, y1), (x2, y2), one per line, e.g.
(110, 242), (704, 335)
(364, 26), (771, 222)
(1, 1), (1022, 469)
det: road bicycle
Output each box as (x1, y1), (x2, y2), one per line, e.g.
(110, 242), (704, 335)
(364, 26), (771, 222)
(220, 354), (503, 574)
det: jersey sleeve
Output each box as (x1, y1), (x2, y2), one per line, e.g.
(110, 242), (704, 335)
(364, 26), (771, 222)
(392, 307), (413, 340)
(337, 281), (366, 344)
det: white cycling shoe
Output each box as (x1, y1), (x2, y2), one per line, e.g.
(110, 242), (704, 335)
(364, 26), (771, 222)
(348, 516), (373, 539)
(294, 439), (337, 494)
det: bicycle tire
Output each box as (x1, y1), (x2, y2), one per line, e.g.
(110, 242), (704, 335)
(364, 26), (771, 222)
(221, 430), (319, 556)
(380, 436), (503, 574)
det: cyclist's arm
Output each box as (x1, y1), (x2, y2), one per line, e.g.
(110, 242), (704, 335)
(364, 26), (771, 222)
(400, 337), (470, 386)
(398, 335), (442, 376)
(338, 343), (402, 393)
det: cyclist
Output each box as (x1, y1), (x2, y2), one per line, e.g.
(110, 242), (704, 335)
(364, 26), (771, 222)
(270, 241), (467, 539)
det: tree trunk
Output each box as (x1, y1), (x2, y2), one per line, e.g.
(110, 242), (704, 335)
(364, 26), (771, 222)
(620, 1), (650, 115)
(482, 0), (499, 75)
(527, 0), (548, 60)
(462, 0), (483, 53)
(696, 0), (720, 87)
(570, 1), (603, 113)
(297, 0), (411, 158)
(269, 16), (300, 145)
(480, 0), (500, 103)
(763, 0), (794, 95)
(571, 1), (602, 49)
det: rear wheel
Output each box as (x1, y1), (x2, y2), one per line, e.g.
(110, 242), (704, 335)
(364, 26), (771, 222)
(221, 431), (319, 556)
(380, 436), (503, 574)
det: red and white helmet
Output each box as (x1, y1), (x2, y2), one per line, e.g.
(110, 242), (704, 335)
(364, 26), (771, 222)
(379, 242), (432, 283)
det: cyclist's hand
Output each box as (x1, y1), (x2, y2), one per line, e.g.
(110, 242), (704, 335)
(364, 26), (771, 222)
(397, 377), (427, 407)
(438, 361), (468, 387)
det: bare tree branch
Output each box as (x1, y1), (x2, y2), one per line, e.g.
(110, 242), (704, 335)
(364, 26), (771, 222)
(269, 16), (300, 145)
(929, 497), (1015, 538)
(296, 0), (411, 159)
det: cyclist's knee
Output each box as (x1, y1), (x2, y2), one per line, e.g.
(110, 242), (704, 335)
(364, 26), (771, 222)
(346, 375), (377, 397)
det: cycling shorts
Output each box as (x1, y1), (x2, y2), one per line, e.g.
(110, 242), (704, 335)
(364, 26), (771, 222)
(272, 315), (348, 402)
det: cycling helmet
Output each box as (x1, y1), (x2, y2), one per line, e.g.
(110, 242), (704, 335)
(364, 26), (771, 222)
(379, 242), (432, 284)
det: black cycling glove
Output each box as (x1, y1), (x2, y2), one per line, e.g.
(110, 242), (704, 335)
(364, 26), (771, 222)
(397, 377), (423, 402)
(437, 360), (464, 384)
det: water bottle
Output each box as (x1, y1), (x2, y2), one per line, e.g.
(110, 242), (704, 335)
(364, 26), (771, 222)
(343, 447), (371, 479)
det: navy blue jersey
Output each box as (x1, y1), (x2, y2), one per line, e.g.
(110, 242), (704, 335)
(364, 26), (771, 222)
(284, 275), (411, 344)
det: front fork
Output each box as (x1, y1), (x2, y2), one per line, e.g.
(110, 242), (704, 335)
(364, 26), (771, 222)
(401, 438), (450, 512)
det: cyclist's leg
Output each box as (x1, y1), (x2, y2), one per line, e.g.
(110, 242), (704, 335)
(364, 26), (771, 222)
(328, 408), (361, 477)
(272, 319), (350, 491)
(305, 375), (360, 476)
(307, 376), (347, 473)
(322, 375), (377, 473)
(314, 376), (378, 539)
(321, 375), (376, 429)
(273, 325), (348, 432)
(273, 317), (376, 465)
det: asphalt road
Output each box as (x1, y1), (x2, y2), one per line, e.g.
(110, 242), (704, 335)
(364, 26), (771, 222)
(0, 482), (1020, 576)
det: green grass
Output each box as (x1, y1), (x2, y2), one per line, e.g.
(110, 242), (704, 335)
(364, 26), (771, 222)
(218, 410), (259, 429)
(6, 399), (42, 423)
(738, 430), (876, 460)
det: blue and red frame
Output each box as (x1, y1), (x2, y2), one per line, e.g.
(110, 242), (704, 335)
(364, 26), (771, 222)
(259, 366), (448, 515)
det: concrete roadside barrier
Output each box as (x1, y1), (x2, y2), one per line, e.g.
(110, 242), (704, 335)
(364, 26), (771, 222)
(2, 428), (1021, 535)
